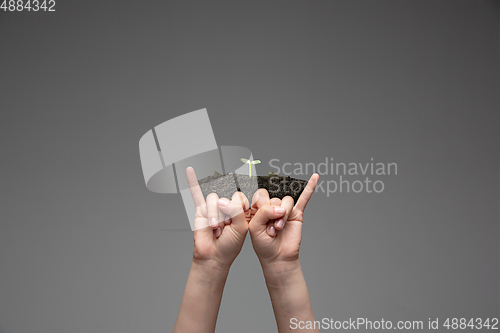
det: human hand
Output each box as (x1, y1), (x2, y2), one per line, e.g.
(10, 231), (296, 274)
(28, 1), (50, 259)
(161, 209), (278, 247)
(186, 167), (251, 270)
(248, 174), (319, 268)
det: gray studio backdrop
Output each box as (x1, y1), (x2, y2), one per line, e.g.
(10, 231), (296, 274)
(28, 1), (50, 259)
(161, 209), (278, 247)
(0, 1), (498, 332)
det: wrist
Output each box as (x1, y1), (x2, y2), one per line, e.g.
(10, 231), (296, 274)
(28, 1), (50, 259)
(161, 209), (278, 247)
(190, 258), (231, 287)
(260, 259), (304, 288)
(192, 257), (232, 272)
(261, 259), (317, 326)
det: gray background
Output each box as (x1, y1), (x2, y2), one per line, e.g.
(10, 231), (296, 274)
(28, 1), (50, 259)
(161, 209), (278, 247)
(0, 1), (498, 332)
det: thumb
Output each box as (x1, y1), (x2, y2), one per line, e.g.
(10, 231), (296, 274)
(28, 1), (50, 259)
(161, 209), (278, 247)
(249, 205), (286, 234)
(218, 192), (249, 235)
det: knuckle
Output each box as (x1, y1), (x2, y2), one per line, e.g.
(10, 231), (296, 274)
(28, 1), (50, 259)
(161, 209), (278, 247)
(227, 202), (238, 212)
(207, 192), (219, 201)
(231, 202), (244, 214)
(263, 205), (274, 214)
(231, 191), (243, 200)
(257, 188), (269, 197)
(207, 192), (218, 199)
(270, 197), (282, 204)
(195, 206), (205, 217)
(233, 192), (249, 210)
(231, 192), (244, 205)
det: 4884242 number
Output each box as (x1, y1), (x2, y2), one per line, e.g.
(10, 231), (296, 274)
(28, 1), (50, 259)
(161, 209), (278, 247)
(1, 0), (55, 11)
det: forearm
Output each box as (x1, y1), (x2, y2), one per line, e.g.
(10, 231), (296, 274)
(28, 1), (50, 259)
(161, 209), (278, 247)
(262, 260), (319, 333)
(173, 259), (230, 333)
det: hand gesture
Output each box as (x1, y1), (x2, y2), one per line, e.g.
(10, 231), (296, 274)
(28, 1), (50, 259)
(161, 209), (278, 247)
(186, 167), (251, 269)
(248, 174), (319, 266)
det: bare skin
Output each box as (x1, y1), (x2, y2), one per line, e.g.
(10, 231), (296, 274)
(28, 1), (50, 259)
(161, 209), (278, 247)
(173, 167), (319, 333)
(249, 174), (320, 332)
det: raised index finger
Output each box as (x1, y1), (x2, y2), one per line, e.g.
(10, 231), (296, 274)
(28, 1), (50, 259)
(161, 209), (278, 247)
(186, 166), (205, 208)
(294, 173), (319, 213)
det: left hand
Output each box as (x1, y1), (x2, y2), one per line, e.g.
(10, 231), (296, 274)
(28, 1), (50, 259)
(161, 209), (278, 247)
(248, 174), (319, 266)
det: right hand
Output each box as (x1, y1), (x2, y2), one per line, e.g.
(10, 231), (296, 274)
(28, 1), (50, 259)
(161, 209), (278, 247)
(186, 167), (251, 269)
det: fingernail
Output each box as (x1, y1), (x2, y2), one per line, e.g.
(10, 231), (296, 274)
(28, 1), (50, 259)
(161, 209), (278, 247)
(218, 198), (229, 207)
(276, 219), (285, 229)
(268, 225), (276, 237)
(214, 227), (222, 238)
(274, 207), (285, 214)
(210, 217), (217, 228)
(224, 217), (231, 224)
